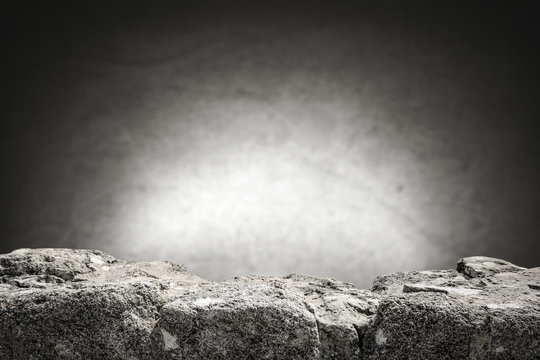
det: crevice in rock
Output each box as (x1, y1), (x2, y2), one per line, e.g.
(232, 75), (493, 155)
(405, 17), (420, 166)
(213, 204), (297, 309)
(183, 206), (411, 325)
(303, 301), (321, 346)
(528, 284), (540, 290)
(352, 323), (365, 359)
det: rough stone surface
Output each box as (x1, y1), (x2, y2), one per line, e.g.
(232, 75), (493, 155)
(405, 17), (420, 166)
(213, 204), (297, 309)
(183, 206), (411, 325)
(0, 249), (538, 359)
(368, 258), (540, 359)
(457, 256), (527, 278)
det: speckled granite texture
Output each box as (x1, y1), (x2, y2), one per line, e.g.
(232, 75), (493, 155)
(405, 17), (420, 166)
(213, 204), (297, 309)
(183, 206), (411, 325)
(0, 249), (538, 359)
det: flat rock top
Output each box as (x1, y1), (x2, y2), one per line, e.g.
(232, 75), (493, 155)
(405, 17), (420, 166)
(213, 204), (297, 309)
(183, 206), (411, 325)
(0, 249), (539, 359)
(0, 248), (206, 294)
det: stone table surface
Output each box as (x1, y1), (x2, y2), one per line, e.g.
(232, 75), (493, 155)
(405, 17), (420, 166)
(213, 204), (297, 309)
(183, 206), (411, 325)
(0, 249), (538, 359)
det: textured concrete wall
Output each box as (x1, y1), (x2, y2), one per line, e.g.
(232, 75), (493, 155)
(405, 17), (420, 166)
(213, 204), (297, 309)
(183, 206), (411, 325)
(3, 1), (540, 287)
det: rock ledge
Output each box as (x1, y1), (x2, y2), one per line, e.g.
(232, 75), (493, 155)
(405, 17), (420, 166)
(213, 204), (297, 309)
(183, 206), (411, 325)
(0, 249), (538, 359)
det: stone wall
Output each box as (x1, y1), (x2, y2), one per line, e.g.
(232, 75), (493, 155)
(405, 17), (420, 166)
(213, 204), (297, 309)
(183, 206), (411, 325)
(0, 249), (538, 359)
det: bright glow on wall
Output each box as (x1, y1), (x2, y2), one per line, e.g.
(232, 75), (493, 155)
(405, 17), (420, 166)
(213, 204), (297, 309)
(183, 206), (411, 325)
(105, 92), (441, 287)
(6, 2), (538, 288)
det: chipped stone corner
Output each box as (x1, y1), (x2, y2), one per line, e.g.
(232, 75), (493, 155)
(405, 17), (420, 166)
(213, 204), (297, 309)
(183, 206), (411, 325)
(160, 328), (179, 350)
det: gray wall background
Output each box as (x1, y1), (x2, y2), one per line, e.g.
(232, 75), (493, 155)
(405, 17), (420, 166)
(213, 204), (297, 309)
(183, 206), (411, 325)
(3, 1), (540, 288)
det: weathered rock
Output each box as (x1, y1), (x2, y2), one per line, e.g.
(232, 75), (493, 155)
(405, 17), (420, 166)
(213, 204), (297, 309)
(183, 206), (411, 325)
(224, 274), (380, 359)
(0, 250), (538, 359)
(157, 282), (320, 359)
(457, 256), (527, 278)
(367, 256), (540, 359)
(0, 248), (206, 359)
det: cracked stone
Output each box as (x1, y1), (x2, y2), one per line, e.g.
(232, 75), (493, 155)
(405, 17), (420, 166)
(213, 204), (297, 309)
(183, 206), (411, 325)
(0, 249), (538, 359)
